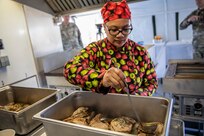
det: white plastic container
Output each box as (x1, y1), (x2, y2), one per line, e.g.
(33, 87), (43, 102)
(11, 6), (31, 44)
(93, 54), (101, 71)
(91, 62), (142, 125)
(0, 129), (15, 136)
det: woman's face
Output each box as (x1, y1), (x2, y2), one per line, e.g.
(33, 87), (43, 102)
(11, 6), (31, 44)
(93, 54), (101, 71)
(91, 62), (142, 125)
(104, 19), (132, 48)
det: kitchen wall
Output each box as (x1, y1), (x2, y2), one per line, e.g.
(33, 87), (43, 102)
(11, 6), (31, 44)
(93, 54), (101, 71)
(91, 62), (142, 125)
(74, 0), (196, 45)
(23, 5), (64, 87)
(24, 6), (63, 58)
(0, 0), (37, 87)
(129, 0), (196, 42)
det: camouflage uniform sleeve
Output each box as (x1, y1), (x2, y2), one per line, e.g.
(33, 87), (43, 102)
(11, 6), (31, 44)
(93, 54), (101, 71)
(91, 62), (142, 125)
(134, 48), (158, 96)
(77, 27), (83, 48)
(63, 43), (105, 92)
(180, 10), (196, 30)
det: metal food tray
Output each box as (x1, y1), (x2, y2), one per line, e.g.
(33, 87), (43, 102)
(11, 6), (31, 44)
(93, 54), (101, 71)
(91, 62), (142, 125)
(163, 59), (204, 95)
(34, 91), (173, 136)
(169, 118), (185, 136)
(0, 86), (58, 135)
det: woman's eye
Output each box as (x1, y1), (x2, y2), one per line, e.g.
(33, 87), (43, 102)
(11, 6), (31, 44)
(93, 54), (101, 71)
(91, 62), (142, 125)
(123, 29), (129, 32)
(110, 29), (118, 32)
(124, 28), (132, 32)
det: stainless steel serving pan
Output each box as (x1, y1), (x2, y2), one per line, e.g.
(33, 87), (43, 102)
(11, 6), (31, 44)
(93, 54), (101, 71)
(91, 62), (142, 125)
(34, 91), (173, 136)
(163, 59), (204, 95)
(169, 118), (185, 136)
(0, 86), (58, 135)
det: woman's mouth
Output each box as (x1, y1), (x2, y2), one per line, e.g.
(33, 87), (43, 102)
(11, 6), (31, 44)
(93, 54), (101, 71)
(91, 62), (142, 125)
(115, 40), (124, 44)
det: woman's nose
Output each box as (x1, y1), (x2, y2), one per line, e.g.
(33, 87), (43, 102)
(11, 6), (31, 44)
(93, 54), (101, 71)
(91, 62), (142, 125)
(116, 31), (125, 37)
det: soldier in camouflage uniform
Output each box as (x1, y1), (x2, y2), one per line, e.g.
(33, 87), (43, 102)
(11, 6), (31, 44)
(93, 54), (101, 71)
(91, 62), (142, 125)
(180, 0), (204, 59)
(60, 15), (83, 51)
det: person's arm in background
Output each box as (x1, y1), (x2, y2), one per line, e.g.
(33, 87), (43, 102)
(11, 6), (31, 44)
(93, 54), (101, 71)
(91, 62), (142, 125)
(180, 10), (197, 30)
(63, 43), (106, 93)
(76, 25), (83, 48)
(201, 14), (204, 22)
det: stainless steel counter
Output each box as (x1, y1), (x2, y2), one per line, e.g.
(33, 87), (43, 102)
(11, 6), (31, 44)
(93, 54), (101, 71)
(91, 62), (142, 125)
(44, 67), (64, 77)
(15, 125), (45, 136)
(45, 67), (78, 87)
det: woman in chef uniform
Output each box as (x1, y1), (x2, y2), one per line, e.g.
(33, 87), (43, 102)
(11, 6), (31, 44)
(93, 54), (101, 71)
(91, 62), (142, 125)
(64, 0), (158, 96)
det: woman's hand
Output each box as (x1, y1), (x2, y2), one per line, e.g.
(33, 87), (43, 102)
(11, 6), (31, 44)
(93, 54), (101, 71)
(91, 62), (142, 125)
(102, 67), (126, 89)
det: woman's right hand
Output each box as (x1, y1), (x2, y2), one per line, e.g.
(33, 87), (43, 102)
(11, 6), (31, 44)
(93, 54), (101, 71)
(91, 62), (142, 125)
(102, 67), (126, 89)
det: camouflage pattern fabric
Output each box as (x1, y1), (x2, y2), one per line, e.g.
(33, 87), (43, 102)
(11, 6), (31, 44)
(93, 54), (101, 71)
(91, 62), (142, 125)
(180, 8), (204, 58)
(60, 22), (83, 50)
(64, 38), (158, 96)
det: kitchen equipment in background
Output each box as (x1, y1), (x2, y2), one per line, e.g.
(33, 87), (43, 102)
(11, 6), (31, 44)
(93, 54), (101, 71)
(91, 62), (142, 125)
(44, 66), (81, 98)
(34, 91), (173, 136)
(38, 50), (80, 87)
(163, 59), (204, 96)
(163, 59), (204, 135)
(54, 85), (81, 99)
(14, 0), (144, 15)
(153, 35), (163, 44)
(172, 94), (204, 135)
(0, 39), (10, 68)
(52, 15), (63, 25)
(0, 86), (58, 135)
(172, 95), (204, 119)
(0, 56), (10, 68)
(96, 24), (104, 40)
(0, 39), (4, 49)
(169, 118), (185, 136)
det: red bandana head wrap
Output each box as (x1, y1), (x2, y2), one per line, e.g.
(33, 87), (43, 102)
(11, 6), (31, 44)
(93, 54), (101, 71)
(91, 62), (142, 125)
(101, 0), (131, 23)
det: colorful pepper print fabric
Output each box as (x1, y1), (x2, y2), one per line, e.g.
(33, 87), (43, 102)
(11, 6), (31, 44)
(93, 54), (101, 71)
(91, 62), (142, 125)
(101, 0), (131, 23)
(64, 38), (158, 96)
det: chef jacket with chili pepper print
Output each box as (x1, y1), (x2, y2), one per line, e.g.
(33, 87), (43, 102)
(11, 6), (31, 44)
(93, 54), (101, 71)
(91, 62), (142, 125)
(64, 38), (158, 96)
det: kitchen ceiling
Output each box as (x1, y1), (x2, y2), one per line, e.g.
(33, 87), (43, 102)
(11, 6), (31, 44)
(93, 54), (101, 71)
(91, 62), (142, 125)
(14, 0), (146, 15)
